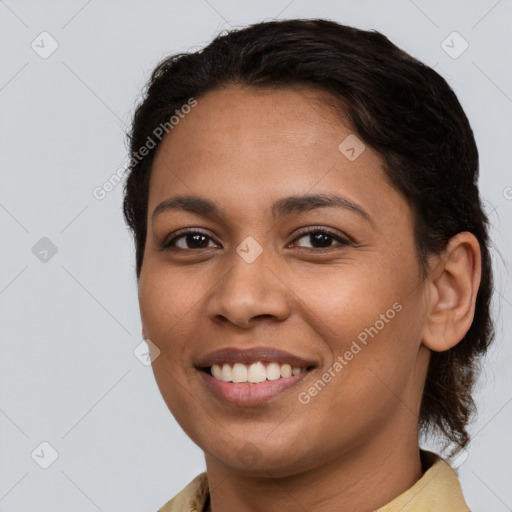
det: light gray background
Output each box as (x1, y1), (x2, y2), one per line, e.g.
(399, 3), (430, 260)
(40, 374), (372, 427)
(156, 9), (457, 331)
(1, 1), (511, 511)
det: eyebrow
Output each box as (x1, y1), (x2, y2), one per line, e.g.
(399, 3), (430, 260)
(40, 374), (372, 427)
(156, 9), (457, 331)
(152, 193), (372, 224)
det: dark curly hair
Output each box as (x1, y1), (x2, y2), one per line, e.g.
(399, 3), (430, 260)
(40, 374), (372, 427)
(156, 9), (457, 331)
(122, 18), (495, 454)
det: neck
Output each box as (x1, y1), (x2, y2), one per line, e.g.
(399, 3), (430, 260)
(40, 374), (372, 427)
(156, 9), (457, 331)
(204, 425), (423, 512)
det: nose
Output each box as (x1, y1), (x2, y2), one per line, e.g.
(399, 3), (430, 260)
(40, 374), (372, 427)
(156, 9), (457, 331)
(206, 249), (292, 329)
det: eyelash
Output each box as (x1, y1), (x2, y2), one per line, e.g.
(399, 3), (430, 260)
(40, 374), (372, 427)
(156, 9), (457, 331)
(161, 227), (352, 252)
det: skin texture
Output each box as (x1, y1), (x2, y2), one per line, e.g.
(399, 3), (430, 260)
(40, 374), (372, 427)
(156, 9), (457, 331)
(138, 84), (481, 512)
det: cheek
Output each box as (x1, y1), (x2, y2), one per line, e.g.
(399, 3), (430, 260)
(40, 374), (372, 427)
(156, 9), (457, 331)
(286, 260), (398, 346)
(138, 272), (196, 388)
(138, 271), (199, 422)
(292, 257), (422, 397)
(138, 264), (202, 337)
(318, 299), (422, 415)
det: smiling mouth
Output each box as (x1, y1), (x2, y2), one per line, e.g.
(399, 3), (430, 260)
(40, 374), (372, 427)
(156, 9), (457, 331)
(199, 361), (316, 383)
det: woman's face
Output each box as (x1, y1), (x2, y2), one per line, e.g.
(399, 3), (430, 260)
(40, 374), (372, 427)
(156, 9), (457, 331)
(138, 84), (432, 476)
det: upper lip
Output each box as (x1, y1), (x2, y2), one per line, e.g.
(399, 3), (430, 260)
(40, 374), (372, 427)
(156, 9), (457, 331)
(196, 347), (318, 369)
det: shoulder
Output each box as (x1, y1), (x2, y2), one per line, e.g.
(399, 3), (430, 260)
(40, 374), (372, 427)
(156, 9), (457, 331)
(158, 472), (209, 512)
(375, 450), (471, 512)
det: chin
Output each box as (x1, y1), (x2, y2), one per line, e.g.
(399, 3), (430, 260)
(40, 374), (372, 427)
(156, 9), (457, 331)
(203, 435), (319, 477)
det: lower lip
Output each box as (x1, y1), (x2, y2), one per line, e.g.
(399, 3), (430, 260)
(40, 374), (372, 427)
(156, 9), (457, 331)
(198, 369), (312, 405)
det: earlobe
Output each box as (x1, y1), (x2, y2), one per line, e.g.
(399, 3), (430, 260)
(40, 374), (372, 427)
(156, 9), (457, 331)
(421, 232), (482, 353)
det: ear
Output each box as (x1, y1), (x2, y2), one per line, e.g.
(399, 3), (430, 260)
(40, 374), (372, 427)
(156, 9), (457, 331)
(421, 232), (482, 352)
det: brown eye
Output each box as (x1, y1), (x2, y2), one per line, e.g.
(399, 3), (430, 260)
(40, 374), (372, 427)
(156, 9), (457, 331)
(291, 228), (351, 250)
(163, 230), (219, 250)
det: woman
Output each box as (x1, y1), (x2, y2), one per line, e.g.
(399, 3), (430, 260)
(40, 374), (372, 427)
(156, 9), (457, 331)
(122, 18), (493, 511)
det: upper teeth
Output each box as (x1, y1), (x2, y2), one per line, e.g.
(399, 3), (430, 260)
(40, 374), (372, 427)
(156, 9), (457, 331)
(210, 362), (306, 383)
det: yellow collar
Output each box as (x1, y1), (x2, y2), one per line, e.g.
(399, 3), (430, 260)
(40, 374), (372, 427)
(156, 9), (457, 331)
(375, 450), (470, 511)
(158, 451), (470, 511)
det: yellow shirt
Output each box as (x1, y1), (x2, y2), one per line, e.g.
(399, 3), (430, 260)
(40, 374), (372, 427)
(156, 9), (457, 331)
(158, 451), (470, 511)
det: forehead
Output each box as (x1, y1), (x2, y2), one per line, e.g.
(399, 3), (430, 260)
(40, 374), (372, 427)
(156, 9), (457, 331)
(164, 84), (349, 150)
(148, 84), (408, 226)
